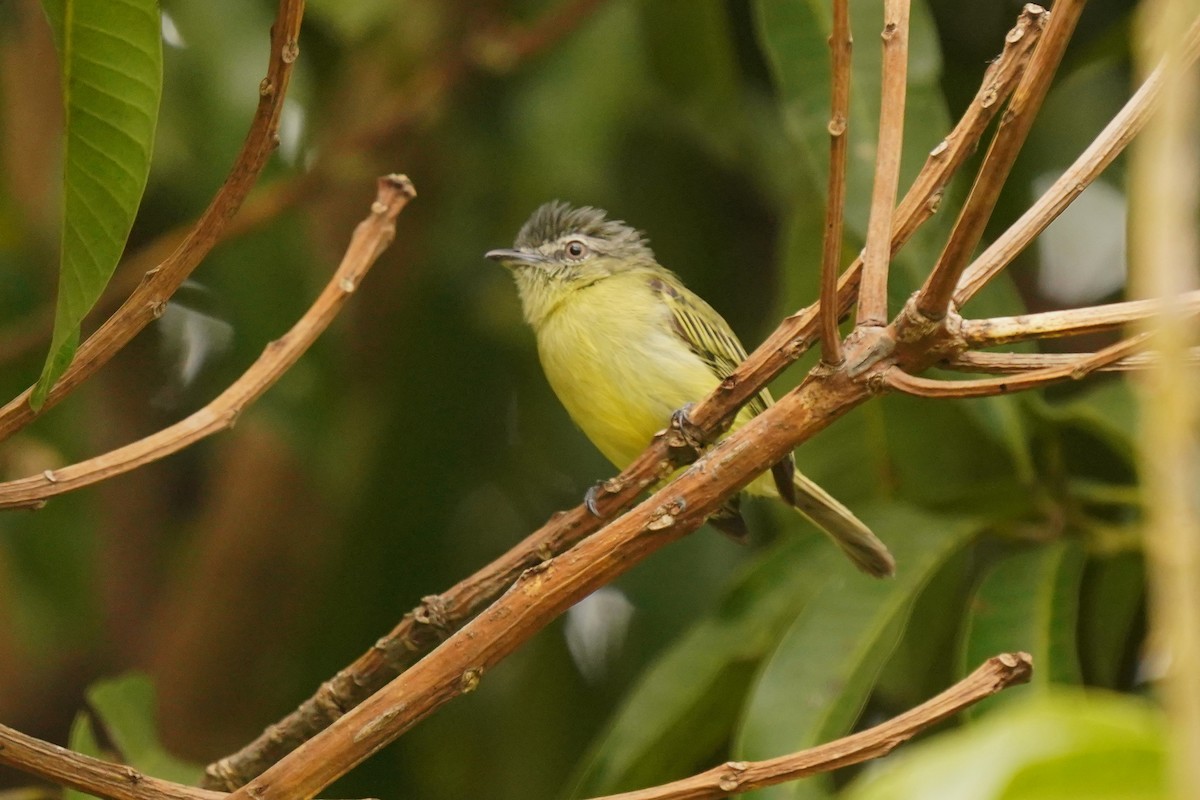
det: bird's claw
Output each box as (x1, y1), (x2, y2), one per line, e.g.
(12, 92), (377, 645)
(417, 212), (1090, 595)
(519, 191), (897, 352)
(665, 403), (707, 462)
(584, 481), (604, 517)
(585, 477), (626, 517)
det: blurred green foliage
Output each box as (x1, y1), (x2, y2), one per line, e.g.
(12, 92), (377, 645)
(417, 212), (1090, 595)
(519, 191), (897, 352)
(0, 0), (1161, 799)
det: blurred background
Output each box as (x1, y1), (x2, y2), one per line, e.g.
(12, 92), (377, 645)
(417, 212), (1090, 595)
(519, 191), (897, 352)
(0, 0), (1164, 798)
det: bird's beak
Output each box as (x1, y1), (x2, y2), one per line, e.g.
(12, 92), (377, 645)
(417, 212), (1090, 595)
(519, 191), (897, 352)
(485, 248), (547, 266)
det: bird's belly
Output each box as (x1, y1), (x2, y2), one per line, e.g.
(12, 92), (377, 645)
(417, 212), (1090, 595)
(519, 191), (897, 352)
(537, 310), (719, 470)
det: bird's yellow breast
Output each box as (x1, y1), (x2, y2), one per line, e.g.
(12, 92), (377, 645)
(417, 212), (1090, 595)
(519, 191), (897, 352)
(533, 272), (721, 469)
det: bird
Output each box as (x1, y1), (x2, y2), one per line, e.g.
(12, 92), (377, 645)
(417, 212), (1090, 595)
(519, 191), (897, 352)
(486, 201), (894, 578)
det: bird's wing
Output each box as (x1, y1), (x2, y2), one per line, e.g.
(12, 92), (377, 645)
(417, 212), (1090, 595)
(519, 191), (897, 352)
(647, 274), (770, 419)
(648, 272), (797, 503)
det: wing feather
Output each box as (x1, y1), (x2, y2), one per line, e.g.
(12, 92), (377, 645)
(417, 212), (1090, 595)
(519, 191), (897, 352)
(647, 274), (769, 417)
(647, 272), (797, 502)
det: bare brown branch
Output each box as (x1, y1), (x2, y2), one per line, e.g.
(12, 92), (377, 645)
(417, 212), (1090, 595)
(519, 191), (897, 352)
(221, 341), (908, 800)
(960, 290), (1200, 347)
(886, 333), (1153, 398)
(818, 0), (852, 365)
(0, 722), (219, 800)
(0, 176), (415, 510)
(0, 0), (306, 440)
(200, 10), (1046, 788)
(943, 348), (1200, 373)
(856, 0), (911, 327)
(915, 0), (1085, 321)
(955, 15), (1200, 306)
(587, 653), (1033, 800)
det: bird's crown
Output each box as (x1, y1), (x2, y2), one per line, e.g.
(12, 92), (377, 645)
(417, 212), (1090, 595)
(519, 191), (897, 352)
(515, 201), (651, 259)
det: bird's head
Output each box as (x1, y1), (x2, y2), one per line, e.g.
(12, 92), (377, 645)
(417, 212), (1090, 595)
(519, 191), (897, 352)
(486, 202), (657, 325)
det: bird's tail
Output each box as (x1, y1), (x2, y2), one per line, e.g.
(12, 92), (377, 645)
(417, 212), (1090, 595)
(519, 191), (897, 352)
(789, 472), (895, 578)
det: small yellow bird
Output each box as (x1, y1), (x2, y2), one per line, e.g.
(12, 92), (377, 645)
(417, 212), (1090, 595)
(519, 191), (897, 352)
(487, 202), (894, 578)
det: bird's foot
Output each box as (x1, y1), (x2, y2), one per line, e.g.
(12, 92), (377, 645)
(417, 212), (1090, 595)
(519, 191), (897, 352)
(584, 481), (604, 517)
(665, 403), (707, 463)
(584, 477), (625, 517)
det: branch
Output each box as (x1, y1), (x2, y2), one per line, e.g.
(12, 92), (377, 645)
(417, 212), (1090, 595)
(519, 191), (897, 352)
(0, 722), (218, 800)
(960, 289), (1200, 346)
(856, 0), (911, 327)
(221, 353), (895, 800)
(954, 14), (1200, 306)
(587, 653), (1034, 800)
(885, 333), (1153, 398)
(942, 348), (1200, 373)
(0, 176), (416, 510)
(0, 0), (305, 441)
(914, 0), (1085, 321)
(201, 9), (1047, 788)
(817, 0), (852, 365)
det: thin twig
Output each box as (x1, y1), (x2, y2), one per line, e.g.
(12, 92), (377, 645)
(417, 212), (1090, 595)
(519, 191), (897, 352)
(955, 14), (1200, 306)
(856, 0), (911, 327)
(0, 722), (220, 800)
(886, 333), (1153, 398)
(200, 11), (1046, 789)
(818, 0), (852, 365)
(0, 0), (306, 441)
(0, 176), (415, 510)
(960, 290), (1200, 347)
(942, 348), (1200, 373)
(587, 653), (1034, 800)
(915, 0), (1086, 321)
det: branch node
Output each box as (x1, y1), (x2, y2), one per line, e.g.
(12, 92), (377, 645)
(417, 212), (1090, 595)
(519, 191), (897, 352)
(281, 38), (300, 64)
(459, 667), (483, 694)
(412, 595), (451, 635)
(844, 327), (895, 378)
(646, 498), (686, 532)
(352, 709), (401, 745)
(717, 762), (749, 792)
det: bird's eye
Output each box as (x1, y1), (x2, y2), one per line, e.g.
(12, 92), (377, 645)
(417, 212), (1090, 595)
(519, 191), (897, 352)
(564, 239), (589, 259)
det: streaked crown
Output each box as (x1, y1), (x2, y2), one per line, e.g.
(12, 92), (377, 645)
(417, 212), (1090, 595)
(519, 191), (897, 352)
(514, 201), (654, 261)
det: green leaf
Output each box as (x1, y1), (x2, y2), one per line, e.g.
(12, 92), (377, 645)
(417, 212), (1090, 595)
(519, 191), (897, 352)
(844, 690), (1167, 800)
(1078, 552), (1143, 689)
(568, 536), (844, 798)
(86, 673), (202, 785)
(33, 0), (162, 409)
(64, 711), (105, 800)
(734, 505), (982, 800)
(959, 542), (1086, 717)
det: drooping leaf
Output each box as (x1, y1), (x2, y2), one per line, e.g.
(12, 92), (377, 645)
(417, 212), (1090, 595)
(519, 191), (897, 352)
(33, 0), (162, 408)
(86, 673), (202, 785)
(568, 536), (844, 798)
(844, 690), (1166, 800)
(959, 541), (1086, 717)
(735, 505), (982, 800)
